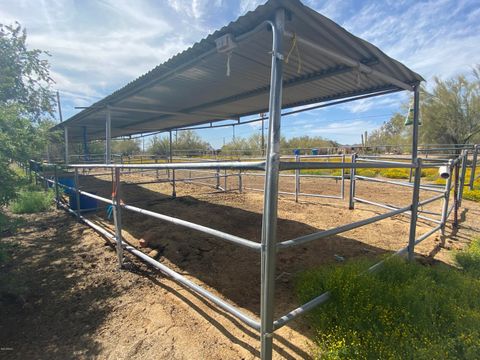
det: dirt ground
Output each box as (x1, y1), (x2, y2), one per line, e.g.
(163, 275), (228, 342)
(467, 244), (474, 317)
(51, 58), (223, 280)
(1, 171), (479, 359)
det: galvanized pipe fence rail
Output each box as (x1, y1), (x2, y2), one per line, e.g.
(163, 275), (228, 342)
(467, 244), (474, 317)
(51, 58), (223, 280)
(33, 8), (478, 357)
(29, 144), (469, 358)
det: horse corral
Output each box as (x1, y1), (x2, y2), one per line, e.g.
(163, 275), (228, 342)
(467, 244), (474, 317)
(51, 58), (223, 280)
(30, 0), (480, 358)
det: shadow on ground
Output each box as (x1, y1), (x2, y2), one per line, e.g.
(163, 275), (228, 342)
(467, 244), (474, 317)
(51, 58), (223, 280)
(0, 210), (121, 359)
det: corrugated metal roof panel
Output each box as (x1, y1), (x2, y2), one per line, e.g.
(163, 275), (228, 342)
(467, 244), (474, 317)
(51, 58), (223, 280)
(54, 0), (423, 141)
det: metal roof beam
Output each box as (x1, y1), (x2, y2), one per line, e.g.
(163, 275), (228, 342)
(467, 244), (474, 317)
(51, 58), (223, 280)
(110, 106), (237, 120)
(284, 31), (415, 91)
(116, 62), (372, 130)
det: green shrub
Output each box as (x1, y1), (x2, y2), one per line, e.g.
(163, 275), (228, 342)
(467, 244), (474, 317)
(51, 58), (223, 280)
(300, 169), (334, 176)
(456, 239), (480, 277)
(0, 211), (24, 235)
(421, 168), (439, 181)
(10, 190), (54, 214)
(463, 189), (480, 202)
(0, 242), (18, 265)
(356, 168), (378, 178)
(379, 168), (410, 179)
(296, 258), (480, 359)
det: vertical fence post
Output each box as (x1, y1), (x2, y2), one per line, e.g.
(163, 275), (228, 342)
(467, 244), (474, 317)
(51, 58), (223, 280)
(28, 160), (33, 183)
(349, 153), (357, 209)
(458, 150), (467, 207)
(43, 166), (48, 191)
(169, 131), (176, 198)
(294, 154), (300, 202)
(54, 165), (60, 209)
(341, 153), (345, 199)
(112, 167), (124, 268)
(216, 167), (220, 189)
(34, 164), (38, 186)
(408, 158), (422, 261)
(440, 160), (453, 236)
(453, 161), (460, 229)
(224, 169), (227, 192)
(105, 107), (111, 165)
(238, 169), (243, 193)
(469, 145), (478, 190)
(407, 84), (421, 259)
(74, 168), (80, 220)
(260, 8), (284, 360)
(64, 126), (69, 165)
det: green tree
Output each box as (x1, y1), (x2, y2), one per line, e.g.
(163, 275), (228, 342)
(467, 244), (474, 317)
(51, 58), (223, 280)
(0, 23), (56, 205)
(221, 133), (263, 156)
(148, 130), (211, 156)
(148, 135), (170, 155)
(112, 139), (140, 156)
(282, 136), (339, 153)
(421, 67), (480, 148)
(0, 22), (55, 120)
(368, 113), (410, 151)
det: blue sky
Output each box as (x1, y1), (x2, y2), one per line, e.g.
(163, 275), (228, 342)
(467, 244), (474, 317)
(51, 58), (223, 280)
(1, 0), (479, 147)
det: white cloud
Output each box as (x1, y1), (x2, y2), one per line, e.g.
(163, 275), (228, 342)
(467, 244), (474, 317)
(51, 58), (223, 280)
(1, 0), (478, 146)
(238, 0), (264, 15)
(342, 92), (408, 114)
(340, 0), (480, 82)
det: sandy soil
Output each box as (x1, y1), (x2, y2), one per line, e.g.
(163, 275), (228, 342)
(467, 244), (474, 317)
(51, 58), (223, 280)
(1, 171), (479, 359)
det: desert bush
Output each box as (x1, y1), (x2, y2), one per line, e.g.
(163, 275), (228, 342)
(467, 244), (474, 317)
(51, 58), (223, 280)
(456, 239), (480, 277)
(296, 257), (480, 359)
(356, 168), (378, 178)
(10, 190), (54, 214)
(463, 189), (480, 202)
(379, 168), (410, 179)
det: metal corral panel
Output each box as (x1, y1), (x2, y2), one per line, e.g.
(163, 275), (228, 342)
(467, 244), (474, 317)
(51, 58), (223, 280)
(53, 0), (423, 141)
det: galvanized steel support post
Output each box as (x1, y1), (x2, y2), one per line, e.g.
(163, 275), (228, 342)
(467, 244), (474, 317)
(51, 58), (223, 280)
(54, 165), (60, 209)
(407, 158), (422, 261)
(294, 155), (300, 202)
(341, 154), (345, 199)
(453, 161), (460, 228)
(407, 85), (421, 261)
(106, 106), (112, 165)
(469, 145), (478, 190)
(224, 168), (227, 192)
(112, 167), (124, 268)
(64, 126), (69, 165)
(440, 160), (453, 236)
(238, 170), (243, 193)
(260, 9), (284, 360)
(458, 150), (467, 207)
(411, 85), (420, 161)
(74, 168), (81, 220)
(169, 131), (176, 197)
(349, 153), (357, 209)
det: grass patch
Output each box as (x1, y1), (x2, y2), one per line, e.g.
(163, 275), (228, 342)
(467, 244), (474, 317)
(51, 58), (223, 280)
(456, 239), (480, 277)
(0, 241), (19, 265)
(463, 189), (480, 202)
(379, 168), (410, 179)
(296, 257), (480, 359)
(422, 168), (439, 180)
(300, 169), (335, 176)
(10, 190), (54, 214)
(356, 168), (378, 178)
(0, 212), (25, 236)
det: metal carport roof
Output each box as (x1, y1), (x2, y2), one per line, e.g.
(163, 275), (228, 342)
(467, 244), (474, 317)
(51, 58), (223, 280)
(53, 0), (423, 141)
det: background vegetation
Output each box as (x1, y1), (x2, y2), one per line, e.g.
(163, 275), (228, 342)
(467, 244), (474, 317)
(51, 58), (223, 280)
(296, 244), (480, 359)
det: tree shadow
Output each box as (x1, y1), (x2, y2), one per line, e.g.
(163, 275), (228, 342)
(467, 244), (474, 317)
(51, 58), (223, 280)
(0, 210), (121, 359)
